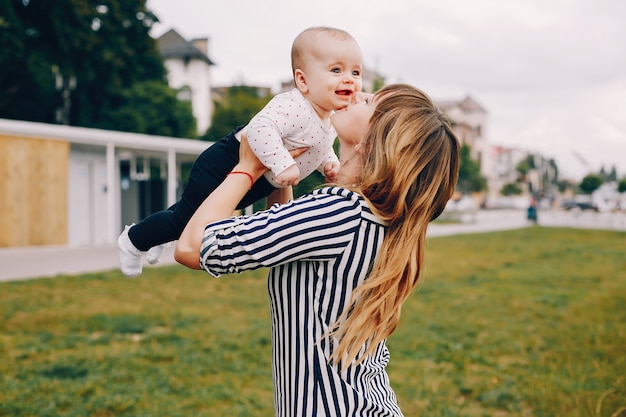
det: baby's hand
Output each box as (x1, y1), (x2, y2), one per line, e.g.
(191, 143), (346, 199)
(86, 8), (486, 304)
(324, 161), (340, 183)
(275, 164), (301, 186)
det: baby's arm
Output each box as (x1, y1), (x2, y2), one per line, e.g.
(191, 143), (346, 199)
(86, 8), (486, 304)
(247, 95), (298, 179)
(274, 164), (301, 186)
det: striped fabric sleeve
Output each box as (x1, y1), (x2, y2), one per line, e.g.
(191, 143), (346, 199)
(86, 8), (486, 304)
(199, 187), (363, 277)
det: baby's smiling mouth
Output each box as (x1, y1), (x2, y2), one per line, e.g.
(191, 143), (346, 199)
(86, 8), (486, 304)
(336, 90), (353, 96)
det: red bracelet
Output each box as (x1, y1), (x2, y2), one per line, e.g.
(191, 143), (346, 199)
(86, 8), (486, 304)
(228, 171), (254, 190)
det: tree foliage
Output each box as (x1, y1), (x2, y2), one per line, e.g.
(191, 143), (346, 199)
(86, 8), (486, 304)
(501, 182), (523, 196)
(618, 178), (626, 194)
(201, 86), (272, 142)
(515, 156), (532, 178)
(543, 158), (559, 185)
(556, 179), (572, 194)
(579, 174), (603, 195)
(0, 0), (195, 137)
(599, 165), (617, 182)
(457, 143), (487, 193)
(94, 81), (196, 137)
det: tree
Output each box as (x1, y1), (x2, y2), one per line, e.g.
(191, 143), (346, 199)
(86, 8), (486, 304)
(0, 0), (56, 122)
(599, 165), (617, 182)
(579, 174), (603, 195)
(95, 81), (196, 138)
(1, 0), (194, 137)
(543, 158), (559, 187)
(501, 182), (523, 196)
(515, 154), (539, 183)
(515, 159), (531, 180)
(557, 179), (573, 194)
(617, 178), (626, 194)
(201, 86), (272, 142)
(457, 143), (487, 194)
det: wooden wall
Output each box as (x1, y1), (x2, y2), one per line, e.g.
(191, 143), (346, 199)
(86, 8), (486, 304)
(0, 135), (69, 247)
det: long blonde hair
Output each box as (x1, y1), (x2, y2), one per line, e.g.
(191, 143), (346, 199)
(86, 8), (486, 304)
(330, 84), (460, 366)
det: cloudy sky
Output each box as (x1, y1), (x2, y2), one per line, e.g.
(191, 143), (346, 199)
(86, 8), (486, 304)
(147, 0), (626, 180)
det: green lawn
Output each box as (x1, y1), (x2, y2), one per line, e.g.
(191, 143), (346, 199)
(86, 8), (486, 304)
(1, 227), (624, 417)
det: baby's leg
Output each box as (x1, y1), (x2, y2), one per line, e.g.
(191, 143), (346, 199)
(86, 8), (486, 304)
(129, 134), (241, 250)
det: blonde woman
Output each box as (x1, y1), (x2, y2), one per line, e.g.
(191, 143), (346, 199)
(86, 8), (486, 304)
(176, 84), (460, 417)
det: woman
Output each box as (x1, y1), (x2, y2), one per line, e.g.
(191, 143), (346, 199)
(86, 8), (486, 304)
(176, 84), (460, 416)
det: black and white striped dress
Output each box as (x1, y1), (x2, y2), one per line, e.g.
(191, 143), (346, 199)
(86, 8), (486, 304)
(200, 187), (404, 417)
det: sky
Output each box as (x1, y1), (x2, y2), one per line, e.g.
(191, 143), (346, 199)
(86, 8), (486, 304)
(146, 0), (626, 181)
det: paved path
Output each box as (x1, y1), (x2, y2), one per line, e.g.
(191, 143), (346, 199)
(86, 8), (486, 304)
(1, 209), (624, 282)
(0, 244), (179, 282)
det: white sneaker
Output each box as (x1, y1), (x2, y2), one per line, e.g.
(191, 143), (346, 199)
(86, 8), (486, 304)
(146, 242), (170, 265)
(118, 225), (143, 278)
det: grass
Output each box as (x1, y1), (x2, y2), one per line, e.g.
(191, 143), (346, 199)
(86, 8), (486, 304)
(1, 227), (625, 416)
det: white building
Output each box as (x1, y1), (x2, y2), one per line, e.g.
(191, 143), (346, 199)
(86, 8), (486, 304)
(157, 29), (215, 135)
(437, 95), (489, 173)
(484, 145), (530, 197)
(0, 118), (208, 248)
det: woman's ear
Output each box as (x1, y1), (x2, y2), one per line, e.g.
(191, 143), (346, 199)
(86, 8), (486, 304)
(294, 69), (308, 93)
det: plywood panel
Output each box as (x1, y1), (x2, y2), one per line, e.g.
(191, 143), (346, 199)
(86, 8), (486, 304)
(0, 135), (69, 247)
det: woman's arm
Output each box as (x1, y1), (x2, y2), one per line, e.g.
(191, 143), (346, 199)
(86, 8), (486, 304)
(175, 164), (262, 269)
(198, 190), (363, 277)
(175, 133), (268, 269)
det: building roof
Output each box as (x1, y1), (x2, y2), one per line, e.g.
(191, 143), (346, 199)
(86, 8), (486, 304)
(437, 95), (487, 114)
(0, 118), (209, 156)
(157, 29), (215, 65)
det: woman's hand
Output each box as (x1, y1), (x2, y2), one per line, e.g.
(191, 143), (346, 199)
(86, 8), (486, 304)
(236, 132), (269, 180)
(235, 132), (309, 182)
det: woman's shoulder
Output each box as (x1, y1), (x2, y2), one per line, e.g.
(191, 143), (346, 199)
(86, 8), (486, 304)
(308, 185), (361, 201)
(309, 187), (385, 224)
(312, 186), (354, 196)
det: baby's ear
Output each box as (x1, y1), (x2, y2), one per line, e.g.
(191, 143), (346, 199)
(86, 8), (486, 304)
(294, 69), (308, 93)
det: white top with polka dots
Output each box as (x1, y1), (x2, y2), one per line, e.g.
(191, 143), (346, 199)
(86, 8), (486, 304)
(244, 89), (340, 187)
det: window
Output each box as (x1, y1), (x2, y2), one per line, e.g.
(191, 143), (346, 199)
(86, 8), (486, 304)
(176, 86), (192, 102)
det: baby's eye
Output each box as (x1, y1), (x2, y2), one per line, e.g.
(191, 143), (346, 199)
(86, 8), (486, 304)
(331, 68), (341, 74)
(352, 70), (361, 77)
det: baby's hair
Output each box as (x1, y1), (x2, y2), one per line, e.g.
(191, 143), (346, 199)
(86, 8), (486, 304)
(291, 26), (355, 76)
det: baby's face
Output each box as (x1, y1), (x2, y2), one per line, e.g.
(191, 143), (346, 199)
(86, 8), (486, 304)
(299, 32), (363, 114)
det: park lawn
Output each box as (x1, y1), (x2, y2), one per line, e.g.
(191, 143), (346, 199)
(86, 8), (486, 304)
(0, 227), (624, 417)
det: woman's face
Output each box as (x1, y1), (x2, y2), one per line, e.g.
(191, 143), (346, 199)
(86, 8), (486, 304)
(331, 92), (376, 147)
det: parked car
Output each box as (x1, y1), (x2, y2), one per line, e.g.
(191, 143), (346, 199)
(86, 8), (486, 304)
(561, 200), (599, 212)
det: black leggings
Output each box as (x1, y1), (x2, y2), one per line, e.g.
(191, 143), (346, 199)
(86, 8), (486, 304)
(128, 127), (277, 251)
